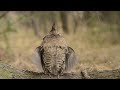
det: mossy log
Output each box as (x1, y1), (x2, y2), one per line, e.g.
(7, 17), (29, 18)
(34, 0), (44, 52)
(0, 61), (120, 79)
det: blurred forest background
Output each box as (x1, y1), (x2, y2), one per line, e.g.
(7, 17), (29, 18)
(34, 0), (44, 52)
(0, 11), (120, 73)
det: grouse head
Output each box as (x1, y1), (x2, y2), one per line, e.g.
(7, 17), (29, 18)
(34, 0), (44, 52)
(49, 22), (59, 35)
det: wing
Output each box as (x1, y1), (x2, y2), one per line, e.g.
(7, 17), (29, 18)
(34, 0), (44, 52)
(65, 47), (77, 73)
(32, 46), (44, 72)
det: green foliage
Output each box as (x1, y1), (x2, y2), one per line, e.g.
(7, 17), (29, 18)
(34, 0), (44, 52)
(0, 18), (17, 53)
(6, 19), (17, 33)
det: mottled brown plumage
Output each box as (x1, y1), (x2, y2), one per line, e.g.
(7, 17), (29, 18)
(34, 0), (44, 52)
(33, 23), (76, 78)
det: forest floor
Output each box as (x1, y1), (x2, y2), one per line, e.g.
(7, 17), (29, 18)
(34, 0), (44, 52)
(0, 60), (120, 79)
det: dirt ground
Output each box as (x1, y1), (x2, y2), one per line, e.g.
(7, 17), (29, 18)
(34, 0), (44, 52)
(0, 61), (120, 79)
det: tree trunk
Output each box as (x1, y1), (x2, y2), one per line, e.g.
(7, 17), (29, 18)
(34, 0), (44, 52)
(60, 11), (69, 34)
(31, 18), (40, 37)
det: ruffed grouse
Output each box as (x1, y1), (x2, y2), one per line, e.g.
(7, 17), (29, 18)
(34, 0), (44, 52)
(33, 23), (76, 78)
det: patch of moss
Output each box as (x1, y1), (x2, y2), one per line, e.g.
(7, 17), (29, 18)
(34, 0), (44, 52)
(0, 69), (13, 79)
